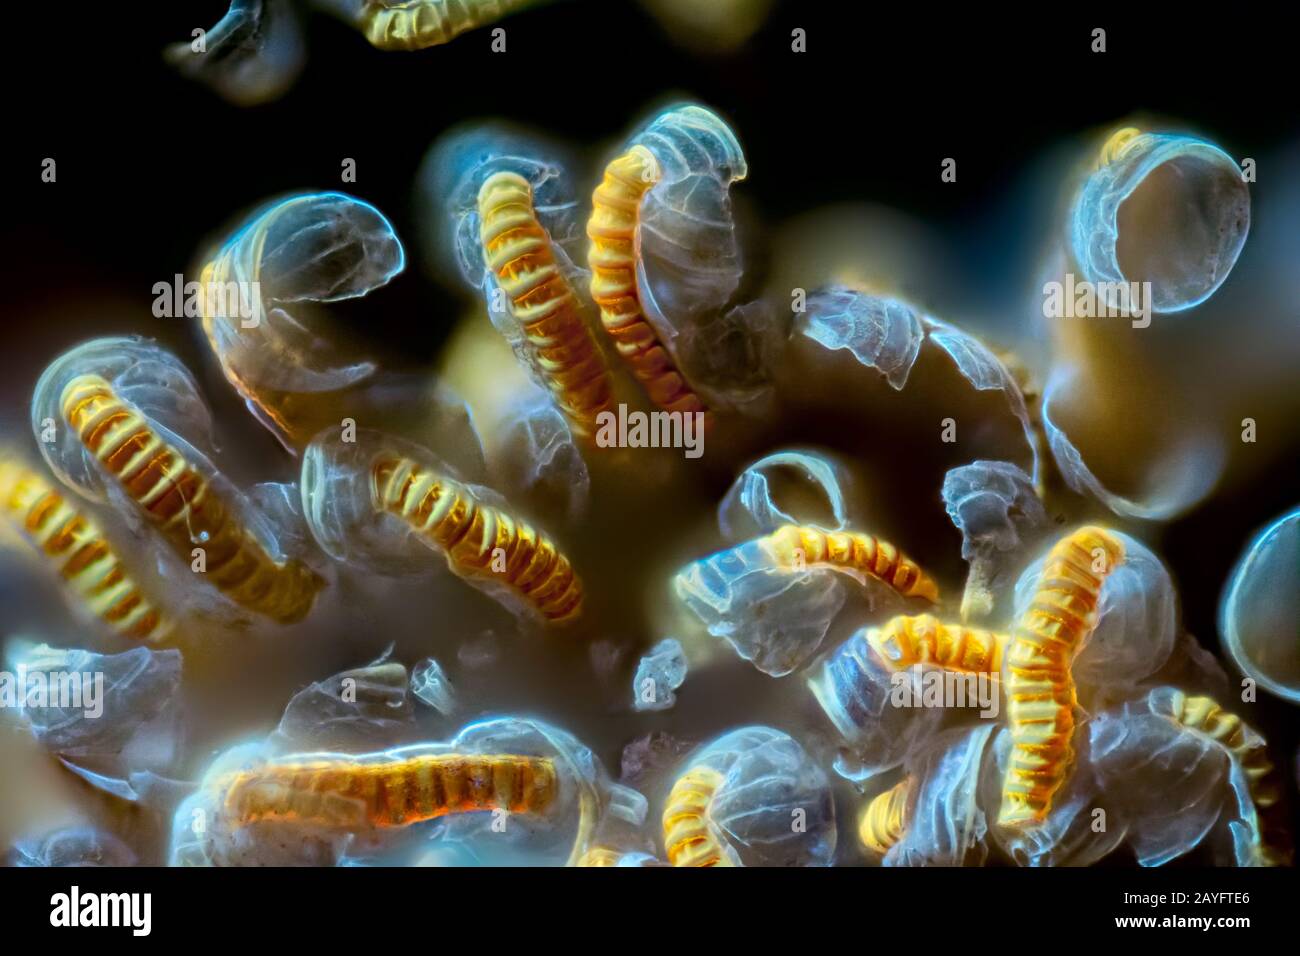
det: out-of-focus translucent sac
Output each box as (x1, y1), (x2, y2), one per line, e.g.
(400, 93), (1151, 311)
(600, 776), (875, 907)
(1041, 365), (1226, 521)
(638, 0), (775, 53)
(809, 628), (946, 785)
(311, 0), (538, 52)
(632, 638), (687, 712)
(1220, 506), (1300, 703)
(982, 726), (1126, 867)
(4, 641), (183, 801)
(489, 387), (590, 525)
(1012, 530), (1177, 706)
(663, 726), (835, 866)
(1089, 687), (1288, 866)
(165, 0), (306, 107)
(411, 657), (457, 716)
(199, 192), (404, 452)
(942, 460), (1047, 622)
(797, 287), (1041, 483)
(301, 426), (582, 624)
(718, 449), (852, 542)
(879, 723), (996, 867)
(1071, 128), (1250, 314)
(7, 826), (138, 867)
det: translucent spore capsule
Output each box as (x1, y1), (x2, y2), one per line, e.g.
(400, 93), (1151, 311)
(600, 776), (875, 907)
(301, 427), (582, 623)
(675, 523), (938, 676)
(661, 726), (835, 867)
(198, 192), (405, 452)
(717, 449), (852, 543)
(33, 338), (325, 624)
(164, 0), (306, 107)
(631, 637), (687, 712)
(489, 387), (590, 526)
(1041, 365), (1226, 521)
(869, 724), (998, 867)
(7, 826), (138, 867)
(5, 641), (184, 800)
(942, 460), (1047, 622)
(587, 104), (751, 421)
(809, 628), (946, 784)
(312, 0), (537, 52)
(0, 456), (172, 644)
(1071, 127), (1250, 314)
(1000, 526), (1125, 828)
(1089, 687), (1291, 866)
(1012, 530), (1177, 708)
(1219, 506), (1300, 703)
(796, 287), (1042, 484)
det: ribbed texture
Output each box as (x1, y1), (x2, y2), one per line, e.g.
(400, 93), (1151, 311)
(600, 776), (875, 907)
(859, 777), (912, 855)
(0, 460), (170, 643)
(1000, 526), (1123, 827)
(360, 0), (530, 51)
(222, 753), (557, 828)
(1172, 693), (1291, 866)
(867, 614), (1005, 674)
(575, 846), (622, 867)
(662, 766), (733, 867)
(587, 146), (709, 422)
(60, 374), (323, 624)
(373, 455), (582, 622)
(478, 171), (614, 439)
(760, 524), (940, 603)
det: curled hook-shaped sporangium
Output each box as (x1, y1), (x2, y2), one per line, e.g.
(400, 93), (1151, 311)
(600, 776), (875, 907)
(58, 373), (323, 624)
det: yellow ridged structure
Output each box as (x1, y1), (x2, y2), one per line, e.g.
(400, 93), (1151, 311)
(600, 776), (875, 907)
(1000, 526), (1124, 827)
(587, 146), (710, 423)
(1097, 126), (1142, 168)
(759, 524), (940, 603)
(60, 375), (324, 624)
(221, 753), (557, 829)
(357, 0), (533, 51)
(1170, 693), (1291, 866)
(663, 765), (734, 867)
(477, 171), (614, 440)
(0, 459), (171, 643)
(372, 455), (582, 623)
(867, 614), (1006, 674)
(575, 846), (623, 867)
(859, 777), (912, 856)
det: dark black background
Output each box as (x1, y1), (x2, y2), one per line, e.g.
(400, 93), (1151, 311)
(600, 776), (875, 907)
(2, 0), (1297, 873)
